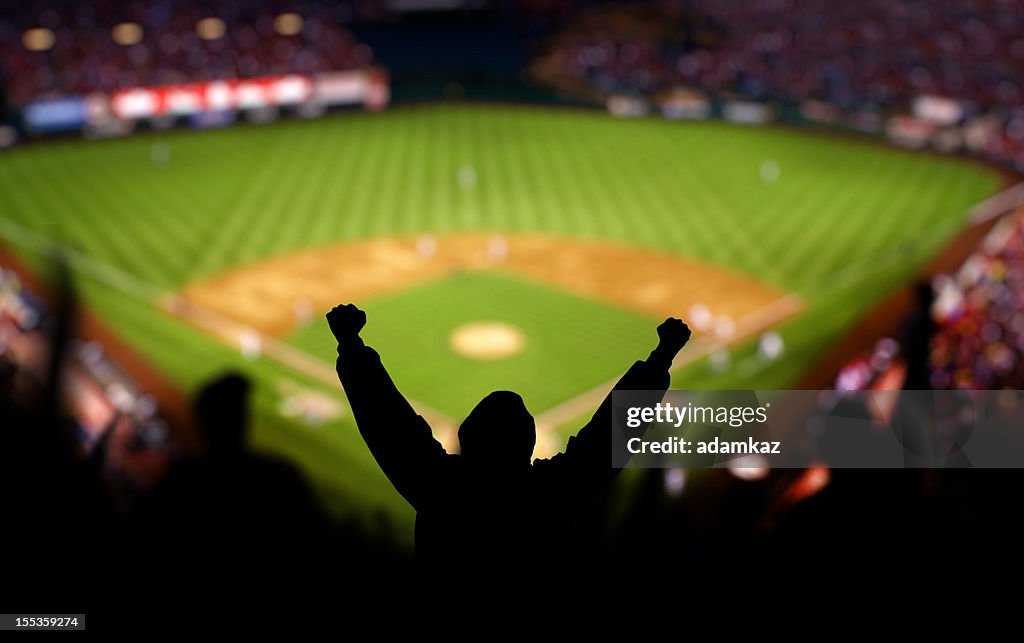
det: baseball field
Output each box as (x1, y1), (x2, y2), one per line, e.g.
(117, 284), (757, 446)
(0, 103), (1003, 536)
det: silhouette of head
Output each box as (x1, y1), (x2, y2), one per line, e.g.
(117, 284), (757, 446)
(195, 373), (250, 457)
(458, 391), (535, 466)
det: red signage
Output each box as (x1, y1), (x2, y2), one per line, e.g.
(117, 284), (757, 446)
(110, 75), (314, 120)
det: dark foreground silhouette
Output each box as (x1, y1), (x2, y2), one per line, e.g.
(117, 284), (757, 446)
(328, 303), (691, 563)
(7, 263), (1024, 625)
(133, 374), (335, 576)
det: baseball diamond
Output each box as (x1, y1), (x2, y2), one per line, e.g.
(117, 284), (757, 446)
(0, 103), (1003, 539)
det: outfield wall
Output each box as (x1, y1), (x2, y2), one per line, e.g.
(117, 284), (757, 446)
(606, 88), (1023, 175)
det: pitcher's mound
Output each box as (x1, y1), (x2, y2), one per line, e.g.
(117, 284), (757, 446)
(450, 321), (526, 360)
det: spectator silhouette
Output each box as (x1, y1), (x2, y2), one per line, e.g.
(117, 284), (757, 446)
(902, 280), (937, 390)
(327, 303), (690, 565)
(0, 264), (125, 613)
(134, 372), (333, 579)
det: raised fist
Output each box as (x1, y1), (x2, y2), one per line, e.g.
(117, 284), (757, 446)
(656, 318), (691, 355)
(327, 303), (366, 341)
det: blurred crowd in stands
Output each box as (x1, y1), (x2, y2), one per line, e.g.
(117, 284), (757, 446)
(0, 0), (376, 106)
(534, 1), (1024, 168)
(539, 1), (1024, 110)
(0, 266), (175, 508)
(531, 4), (689, 99)
(834, 207), (1024, 392)
(930, 208), (1024, 389)
(682, 0), (1024, 110)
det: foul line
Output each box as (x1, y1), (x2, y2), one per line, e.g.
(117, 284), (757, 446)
(532, 294), (804, 436)
(162, 294), (461, 447)
(0, 217), (461, 449)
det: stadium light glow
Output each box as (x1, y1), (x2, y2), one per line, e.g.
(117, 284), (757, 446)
(274, 13), (304, 36)
(112, 22), (144, 46)
(196, 17), (226, 41)
(22, 28), (55, 52)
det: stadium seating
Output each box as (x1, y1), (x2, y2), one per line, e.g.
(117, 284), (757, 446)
(534, 1), (1024, 168)
(0, 266), (174, 502)
(540, 1), (1024, 109)
(0, 0), (375, 106)
(930, 208), (1024, 389)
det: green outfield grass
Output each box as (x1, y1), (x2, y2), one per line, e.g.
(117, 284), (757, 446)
(0, 104), (1004, 544)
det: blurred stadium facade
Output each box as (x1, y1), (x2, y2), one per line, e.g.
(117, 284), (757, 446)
(0, 0), (389, 139)
(3, 0), (1024, 167)
(3, 0), (1024, 561)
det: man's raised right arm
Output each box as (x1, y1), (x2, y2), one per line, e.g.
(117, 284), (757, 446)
(552, 317), (691, 482)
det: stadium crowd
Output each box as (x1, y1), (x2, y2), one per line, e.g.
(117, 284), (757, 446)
(681, 0), (1024, 110)
(831, 208), (1024, 393)
(930, 208), (1024, 389)
(0, 265), (175, 505)
(0, 0), (376, 106)
(535, 1), (1024, 167)
(541, 0), (1024, 110)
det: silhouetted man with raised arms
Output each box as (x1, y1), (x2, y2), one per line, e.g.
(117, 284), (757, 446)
(328, 303), (690, 564)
